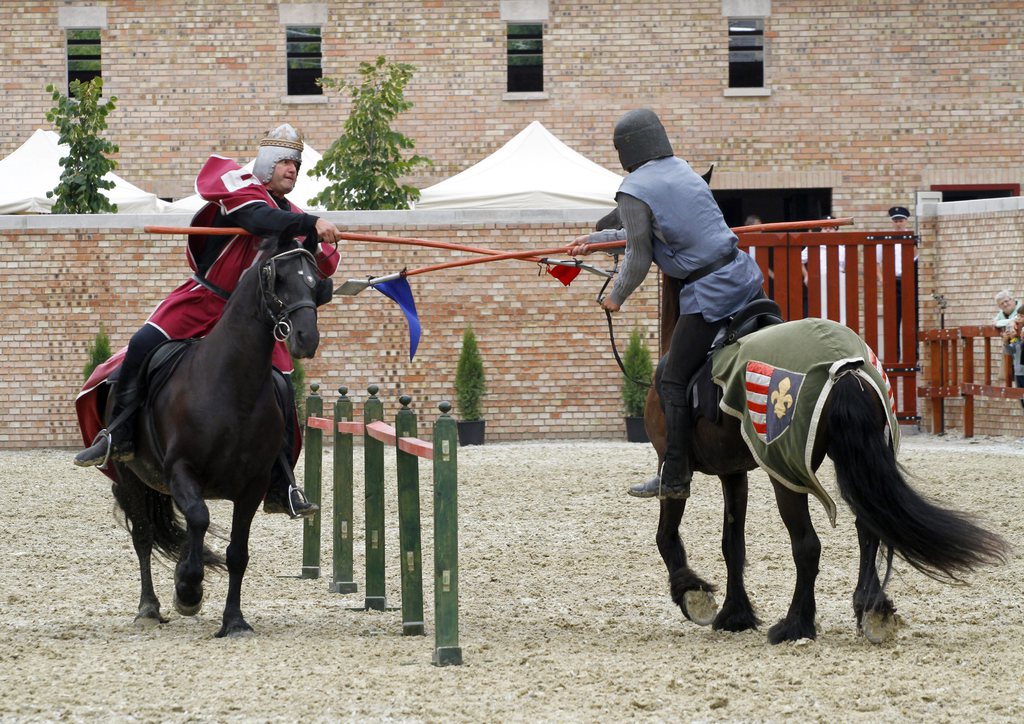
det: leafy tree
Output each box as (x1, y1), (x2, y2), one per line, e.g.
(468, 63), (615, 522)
(310, 56), (431, 210)
(455, 328), (486, 421)
(45, 78), (120, 214)
(622, 329), (653, 417)
(83, 325), (112, 380)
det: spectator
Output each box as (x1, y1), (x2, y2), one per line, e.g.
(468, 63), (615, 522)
(878, 205), (917, 357)
(743, 214), (774, 296)
(994, 289), (1024, 409)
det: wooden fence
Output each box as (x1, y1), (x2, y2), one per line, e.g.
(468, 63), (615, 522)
(918, 325), (1022, 436)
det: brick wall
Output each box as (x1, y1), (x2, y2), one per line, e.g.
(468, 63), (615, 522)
(0, 210), (659, 449)
(1, 199), (1021, 449)
(2, 1), (1021, 220)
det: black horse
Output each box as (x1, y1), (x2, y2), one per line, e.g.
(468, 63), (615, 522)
(643, 278), (1007, 644)
(103, 238), (326, 637)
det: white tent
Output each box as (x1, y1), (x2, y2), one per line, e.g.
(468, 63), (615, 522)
(416, 121), (621, 210)
(0, 129), (168, 214)
(166, 143), (328, 213)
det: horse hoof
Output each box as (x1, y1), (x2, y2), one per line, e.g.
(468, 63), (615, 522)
(215, 622), (255, 639)
(682, 589), (718, 626)
(174, 595), (203, 617)
(133, 613), (166, 628)
(862, 610), (898, 644)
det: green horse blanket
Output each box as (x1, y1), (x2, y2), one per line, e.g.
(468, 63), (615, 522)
(712, 318), (899, 526)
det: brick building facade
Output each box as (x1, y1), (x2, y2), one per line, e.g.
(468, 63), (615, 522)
(3, 1), (1022, 220)
(2, 2), (1023, 447)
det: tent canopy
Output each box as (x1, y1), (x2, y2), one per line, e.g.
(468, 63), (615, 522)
(416, 121), (621, 210)
(0, 129), (167, 214)
(167, 144), (328, 213)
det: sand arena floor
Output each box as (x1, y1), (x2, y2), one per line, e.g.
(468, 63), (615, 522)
(1, 433), (1023, 722)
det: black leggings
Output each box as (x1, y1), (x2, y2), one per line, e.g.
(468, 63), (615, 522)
(119, 324), (169, 389)
(660, 312), (722, 408)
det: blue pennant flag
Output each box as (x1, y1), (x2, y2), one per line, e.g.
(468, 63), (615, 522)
(373, 277), (421, 361)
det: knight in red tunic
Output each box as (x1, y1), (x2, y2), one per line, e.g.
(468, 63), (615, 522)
(75, 124), (340, 517)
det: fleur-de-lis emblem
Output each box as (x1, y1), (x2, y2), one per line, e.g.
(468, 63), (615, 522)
(771, 377), (794, 419)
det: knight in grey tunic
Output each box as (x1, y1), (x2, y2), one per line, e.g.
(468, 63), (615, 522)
(572, 109), (763, 500)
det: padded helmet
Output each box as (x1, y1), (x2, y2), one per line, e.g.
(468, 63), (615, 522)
(613, 109), (674, 171)
(253, 123), (304, 184)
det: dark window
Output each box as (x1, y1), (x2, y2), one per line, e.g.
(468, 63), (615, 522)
(286, 25), (323, 96)
(507, 23), (543, 93)
(67, 29), (101, 91)
(728, 18), (764, 88)
(930, 184), (1020, 202)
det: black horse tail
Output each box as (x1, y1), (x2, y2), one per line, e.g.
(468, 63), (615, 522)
(111, 479), (227, 570)
(826, 373), (1008, 582)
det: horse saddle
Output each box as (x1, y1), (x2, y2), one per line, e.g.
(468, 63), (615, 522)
(675, 298), (785, 424)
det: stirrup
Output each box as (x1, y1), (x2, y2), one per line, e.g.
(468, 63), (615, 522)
(74, 429), (113, 468)
(658, 462), (692, 500)
(287, 485), (318, 519)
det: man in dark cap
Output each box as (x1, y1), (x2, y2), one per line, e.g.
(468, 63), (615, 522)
(889, 206), (910, 229)
(570, 109), (764, 500)
(878, 205), (915, 349)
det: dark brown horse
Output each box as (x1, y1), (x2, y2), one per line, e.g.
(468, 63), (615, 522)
(643, 276), (1007, 643)
(104, 238), (327, 637)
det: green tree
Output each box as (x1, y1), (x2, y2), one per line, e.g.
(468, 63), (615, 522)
(455, 328), (486, 421)
(310, 56), (431, 210)
(45, 78), (120, 214)
(83, 325), (112, 380)
(622, 329), (653, 417)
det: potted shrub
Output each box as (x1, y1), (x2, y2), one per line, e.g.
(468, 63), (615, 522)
(455, 327), (486, 446)
(622, 328), (653, 443)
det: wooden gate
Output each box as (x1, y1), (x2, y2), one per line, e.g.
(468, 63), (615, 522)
(671, 229), (921, 422)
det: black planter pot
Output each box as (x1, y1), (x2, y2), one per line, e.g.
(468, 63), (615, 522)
(624, 416), (649, 443)
(457, 419), (486, 446)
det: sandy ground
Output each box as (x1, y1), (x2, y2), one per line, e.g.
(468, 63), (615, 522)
(2, 431), (1023, 722)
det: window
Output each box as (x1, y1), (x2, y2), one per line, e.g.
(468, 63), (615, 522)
(286, 25), (323, 96)
(67, 29), (101, 91)
(507, 24), (543, 93)
(728, 18), (764, 88)
(929, 184), (1020, 202)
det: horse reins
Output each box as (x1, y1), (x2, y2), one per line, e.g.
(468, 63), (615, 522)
(598, 260), (653, 389)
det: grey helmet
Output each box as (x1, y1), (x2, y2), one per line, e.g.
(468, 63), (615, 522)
(613, 109), (674, 171)
(253, 123), (304, 184)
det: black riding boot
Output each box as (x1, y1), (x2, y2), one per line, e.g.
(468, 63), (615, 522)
(74, 382), (139, 467)
(263, 451), (318, 518)
(628, 400), (692, 499)
(262, 372), (318, 518)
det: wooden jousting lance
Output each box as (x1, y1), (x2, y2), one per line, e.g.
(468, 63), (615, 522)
(143, 216), (852, 295)
(143, 226), (615, 291)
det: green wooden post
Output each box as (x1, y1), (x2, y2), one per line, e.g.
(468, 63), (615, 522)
(330, 386), (357, 594)
(301, 384), (322, 579)
(395, 395), (425, 636)
(432, 401), (462, 665)
(363, 385), (387, 610)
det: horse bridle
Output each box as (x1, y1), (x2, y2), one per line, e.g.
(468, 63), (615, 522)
(258, 248), (321, 342)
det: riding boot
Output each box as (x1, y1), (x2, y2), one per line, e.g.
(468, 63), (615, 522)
(263, 451), (319, 518)
(74, 382), (139, 467)
(629, 400), (692, 499)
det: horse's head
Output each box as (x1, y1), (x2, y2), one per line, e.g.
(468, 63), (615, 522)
(256, 239), (331, 359)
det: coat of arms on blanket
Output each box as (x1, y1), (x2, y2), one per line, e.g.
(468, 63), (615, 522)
(745, 361), (806, 444)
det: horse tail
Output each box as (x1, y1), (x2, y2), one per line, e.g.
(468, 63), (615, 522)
(111, 476), (227, 570)
(826, 373), (1008, 582)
